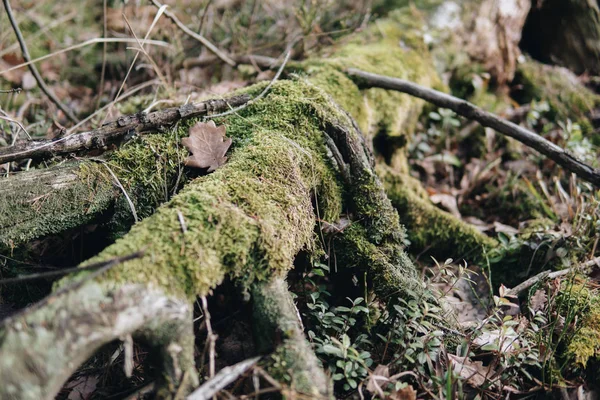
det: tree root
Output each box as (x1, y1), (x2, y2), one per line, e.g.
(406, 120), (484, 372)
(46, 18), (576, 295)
(251, 278), (332, 398)
(0, 281), (198, 400)
(0, 162), (115, 248)
(381, 168), (497, 263)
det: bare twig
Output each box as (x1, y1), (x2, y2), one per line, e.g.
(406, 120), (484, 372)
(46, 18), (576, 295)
(2, 0), (79, 123)
(200, 296), (218, 380)
(150, 0), (236, 67)
(0, 88), (21, 93)
(0, 111), (29, 140)
(89, 158), (139, 222)
(0, 94), (251, 164)
(346, 68), (600, 188)
(0, 38), (170, 77)
(187, 357), (261, 400)
(0, 252), (144, 285)
(0, 251), (144, 324)
(506, 256), (600, 297)
(206, 51), (290, 120)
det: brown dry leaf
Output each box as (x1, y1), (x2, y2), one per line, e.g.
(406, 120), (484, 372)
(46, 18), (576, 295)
(182, 121), (232, 172)
(389, 384), (417, 400)
(493, 221), (519, 236)
(430, 193), (461, 218)
(530, 289), (547, 313)
(448, 354), (496, 388)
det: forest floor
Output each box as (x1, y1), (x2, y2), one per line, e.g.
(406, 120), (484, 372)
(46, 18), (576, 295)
(1, 1), (600, 399)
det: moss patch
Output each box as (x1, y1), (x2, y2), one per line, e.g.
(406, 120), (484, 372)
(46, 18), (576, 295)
(382, 167), (497, 263)
(71, 79), (345, 299)
(565, 281), (600, 367)
(513, 60), (600, 122)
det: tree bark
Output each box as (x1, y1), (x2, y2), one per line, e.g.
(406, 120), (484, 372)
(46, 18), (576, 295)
(521, 0), (600, 75)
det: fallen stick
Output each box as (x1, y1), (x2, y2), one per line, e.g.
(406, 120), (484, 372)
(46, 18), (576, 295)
(346, 68), (600, 188)
(151, 0), (236, 67)
(187, 356), (260, 400)
(506, 256), (600, 297)
(0, 94), (250, 164)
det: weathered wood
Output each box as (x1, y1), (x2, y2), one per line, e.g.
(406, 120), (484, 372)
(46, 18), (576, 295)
(347, 68), (600, 187)
(521, 0), (600, 75)
(0, 282), (197, 400)
(0, 95), (250, 165)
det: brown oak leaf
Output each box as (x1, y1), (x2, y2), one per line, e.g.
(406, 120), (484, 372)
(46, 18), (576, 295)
(530, 289), (547, 313)
(181, 120), (232, 172)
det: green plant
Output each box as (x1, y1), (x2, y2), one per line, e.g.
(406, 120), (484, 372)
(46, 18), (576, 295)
(301, 262), (373, 391)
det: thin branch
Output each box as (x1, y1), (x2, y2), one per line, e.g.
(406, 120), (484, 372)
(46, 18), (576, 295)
(1, 251), (144, 324)
(506, 256), (600, 297)
(206, 51), (290, 120)
(89, 158), (139, 222)
(150, 0), (236, 67)
(187, 356), (260, 400)
(0, 252), (144, 285)
(0, 38), (171, 76)
(2, 0), (79, 123)
(0, 88), (21, 93)
(346, 68), (600, 188)
(0, 94), (251, 164)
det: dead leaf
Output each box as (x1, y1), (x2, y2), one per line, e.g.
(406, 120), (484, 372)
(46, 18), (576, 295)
(21, 72), (36, 91)
(530, 289), (547, 313)
(430, 193), (461, 218)
(182, 121), (232, 172)
(463, 216), (491, 232)
(448, 354), (496, 388)
(389, 384), (417, 400)
(493, 221), (518, 236)
(320, 216), (352, 234)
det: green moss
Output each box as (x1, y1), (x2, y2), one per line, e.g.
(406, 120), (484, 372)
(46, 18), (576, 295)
(382, 169), (497, 263)
(70, 79), (345, 299)
(304, 6), (442, 151)
(514, 60), (600, 122)
(565, 283), (600, 367)
(0, 163), (116, 248)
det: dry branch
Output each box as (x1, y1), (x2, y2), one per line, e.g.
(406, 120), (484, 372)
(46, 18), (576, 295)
(506, 256), (600, 297)
(346, 68), (600, 188)
(0, 94), (250, 165)
(187, 357), (260, 400)
(151, 0), (236, 67)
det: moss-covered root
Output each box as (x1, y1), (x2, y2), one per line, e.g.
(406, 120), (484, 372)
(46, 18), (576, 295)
(0, 282), (198, 400)
(0, 163), (115, 248)
(382, 168), (497, 263)
(251, 278), (332, 398)
(514, 59), (600, 123)
(0, 124), (191, 249)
